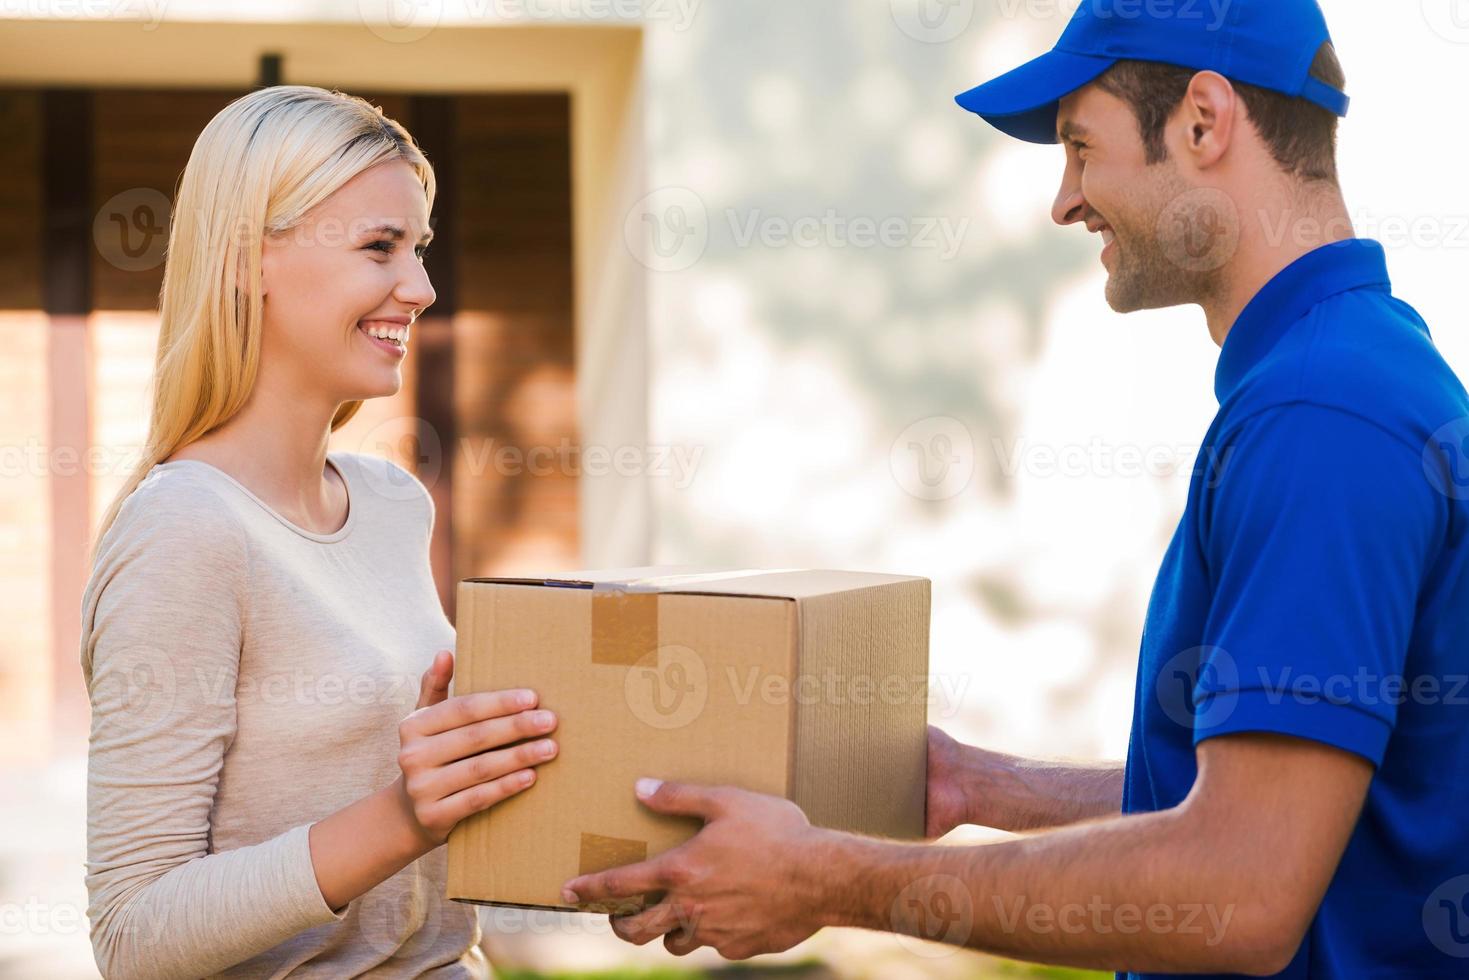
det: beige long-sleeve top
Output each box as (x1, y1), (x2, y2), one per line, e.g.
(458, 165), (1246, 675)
(80, 450), (489, 979)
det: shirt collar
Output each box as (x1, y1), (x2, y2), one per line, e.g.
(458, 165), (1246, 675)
(1214, 238), (1392, 404)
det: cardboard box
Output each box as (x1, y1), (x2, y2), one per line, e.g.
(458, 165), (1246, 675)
(445, 566), (931, 912)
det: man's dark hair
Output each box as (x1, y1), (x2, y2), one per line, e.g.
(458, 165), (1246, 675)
(1094, 43), (1345, 183)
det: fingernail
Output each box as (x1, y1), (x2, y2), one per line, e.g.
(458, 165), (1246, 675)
(635, 777), (662, 798)
(561, 887), (579, 904)
(516, 690), (535, 708)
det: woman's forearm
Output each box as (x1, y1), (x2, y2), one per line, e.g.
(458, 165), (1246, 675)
(308, 777), (435, 912)
(963, 747), (1124, 832)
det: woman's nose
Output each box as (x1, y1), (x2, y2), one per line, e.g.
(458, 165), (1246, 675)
(398, 262), (436, 314)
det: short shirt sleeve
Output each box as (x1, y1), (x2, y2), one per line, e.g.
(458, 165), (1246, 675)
(1192, 403), (1441, 766)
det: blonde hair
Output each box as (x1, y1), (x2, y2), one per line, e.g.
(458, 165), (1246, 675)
(92, 85), (437, 560)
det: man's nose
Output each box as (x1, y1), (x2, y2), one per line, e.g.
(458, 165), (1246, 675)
(1052, 182), (1087, 228)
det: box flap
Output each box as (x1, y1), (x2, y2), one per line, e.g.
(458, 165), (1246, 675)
(463, 566), (927, 601)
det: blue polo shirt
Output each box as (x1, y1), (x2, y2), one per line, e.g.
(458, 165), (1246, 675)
(1124, 238), (1469, 978)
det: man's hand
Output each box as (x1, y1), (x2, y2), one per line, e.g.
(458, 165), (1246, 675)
(561, 779), (833, 960)
(926, 725), (1124, 834)
(925, 725), (975, 838)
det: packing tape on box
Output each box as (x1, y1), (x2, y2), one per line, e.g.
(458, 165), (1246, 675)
(576, 569), (809, 903)
(588, 569), (804, 667)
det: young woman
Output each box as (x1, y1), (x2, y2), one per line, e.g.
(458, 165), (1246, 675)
(79, 85), (559, 979)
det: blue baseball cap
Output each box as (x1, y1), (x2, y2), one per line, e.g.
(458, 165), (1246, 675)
(955, 0), (1348, 144)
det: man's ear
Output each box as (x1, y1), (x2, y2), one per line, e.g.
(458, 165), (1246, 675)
(1176, 70), (1236, 171)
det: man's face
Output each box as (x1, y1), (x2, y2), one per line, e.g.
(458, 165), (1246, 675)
(1053, 83), (1225, 313)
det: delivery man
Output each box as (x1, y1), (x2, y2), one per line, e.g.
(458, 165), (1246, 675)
(562, 2), (1469, 975)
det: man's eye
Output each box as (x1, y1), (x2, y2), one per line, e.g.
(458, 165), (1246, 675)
(367, 240), (395, 255)
(415, 245), (430, 260)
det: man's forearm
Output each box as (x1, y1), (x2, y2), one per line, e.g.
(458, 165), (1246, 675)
(308, 778), (435, 913)
(808, 806), (1285, 975)
(961, 747), (1124, 832)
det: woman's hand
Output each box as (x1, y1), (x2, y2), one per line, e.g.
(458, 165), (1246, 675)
(392, 649), (559, 850)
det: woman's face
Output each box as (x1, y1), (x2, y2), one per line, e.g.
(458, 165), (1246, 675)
(259, 159), (436, 402)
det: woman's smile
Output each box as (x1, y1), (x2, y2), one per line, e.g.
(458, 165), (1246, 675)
(358, 317), (410, 356)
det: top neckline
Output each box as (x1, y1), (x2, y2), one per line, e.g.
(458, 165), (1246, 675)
(154, 452), (357, 544)
(1213, 238), (1392, 405)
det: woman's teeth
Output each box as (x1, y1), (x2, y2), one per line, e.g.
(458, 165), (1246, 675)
(361, 323), (408, 345)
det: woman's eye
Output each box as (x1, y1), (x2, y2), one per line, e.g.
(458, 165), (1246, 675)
(366, 240), (429, 261)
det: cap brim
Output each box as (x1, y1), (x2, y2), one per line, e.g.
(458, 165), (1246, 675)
(955, 49), (1118, 144)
